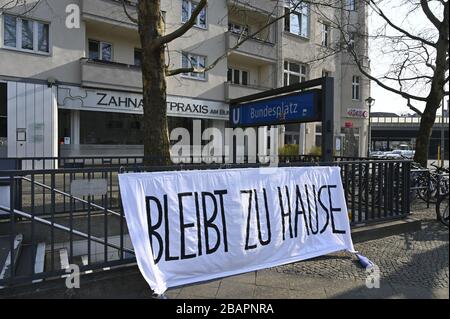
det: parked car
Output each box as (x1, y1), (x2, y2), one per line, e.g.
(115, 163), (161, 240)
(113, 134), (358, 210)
(370, 151), (385, 159)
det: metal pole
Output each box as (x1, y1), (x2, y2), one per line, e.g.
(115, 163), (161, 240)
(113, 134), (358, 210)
(367, 107), (371, 158)
(441, 97), (445, 167)
(321, 77), (334, 162)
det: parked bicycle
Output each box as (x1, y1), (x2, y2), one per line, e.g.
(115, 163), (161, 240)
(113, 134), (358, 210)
(410, 161), (449, 204)
(436, 192), (449, 227)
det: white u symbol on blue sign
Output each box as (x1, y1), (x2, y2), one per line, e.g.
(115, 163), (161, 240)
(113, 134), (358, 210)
(232, 108), (240, 125)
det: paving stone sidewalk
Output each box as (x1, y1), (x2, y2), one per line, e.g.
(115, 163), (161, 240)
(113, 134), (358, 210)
(166, 201), (449, 299)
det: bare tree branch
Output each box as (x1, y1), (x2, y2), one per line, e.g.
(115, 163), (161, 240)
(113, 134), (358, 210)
(420, 0), (442, 29)
(167, 0), (302, 76)
(157, 0), (207, 46)
(121, 0), (138, 24)
(367, 0), (437, 47)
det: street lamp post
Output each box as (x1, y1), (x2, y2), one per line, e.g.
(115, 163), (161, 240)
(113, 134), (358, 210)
(365, 96), (375, 158)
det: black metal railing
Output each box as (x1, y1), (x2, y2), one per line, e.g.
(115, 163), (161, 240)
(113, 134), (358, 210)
(0, 159), (411, 288)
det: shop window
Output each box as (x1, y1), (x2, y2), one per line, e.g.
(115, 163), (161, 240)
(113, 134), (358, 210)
(80, 111), (143, 145)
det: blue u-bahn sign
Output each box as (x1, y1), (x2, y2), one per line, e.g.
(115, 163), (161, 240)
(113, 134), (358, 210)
(230, 89), (321, 127)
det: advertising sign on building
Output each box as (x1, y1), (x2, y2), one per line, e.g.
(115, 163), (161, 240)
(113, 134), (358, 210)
(57, 86), (229, 120)
(346, 108), (369, 119)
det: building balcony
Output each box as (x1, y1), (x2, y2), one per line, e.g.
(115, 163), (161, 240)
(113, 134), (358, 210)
(226, 0), (278, 15)
(225, 82), (270, 101)
(81, 0), (137, 29)
(225, 31), (276, 63)
(80, 58), (142, 92)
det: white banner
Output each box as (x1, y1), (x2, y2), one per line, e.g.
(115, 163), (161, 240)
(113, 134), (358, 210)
(119, 167), (355, 294)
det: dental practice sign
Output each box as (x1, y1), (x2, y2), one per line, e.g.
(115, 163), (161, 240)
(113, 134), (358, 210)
(119, 166), (355, 294)
(230, 89), (321, 127)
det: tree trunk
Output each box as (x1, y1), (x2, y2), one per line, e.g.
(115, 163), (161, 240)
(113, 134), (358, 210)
(414, 100), (439, 167)
(138, 0), (171, 165)
(413, 10), (448, 167)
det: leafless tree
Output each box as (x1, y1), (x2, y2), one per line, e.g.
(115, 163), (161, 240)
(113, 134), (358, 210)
(311, 0), (449, 166)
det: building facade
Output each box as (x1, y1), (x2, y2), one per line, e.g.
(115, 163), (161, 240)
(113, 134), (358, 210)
(0, 0), (371, 164)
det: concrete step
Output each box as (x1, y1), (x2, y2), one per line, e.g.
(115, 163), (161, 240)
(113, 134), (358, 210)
(0, 234), (23, 283)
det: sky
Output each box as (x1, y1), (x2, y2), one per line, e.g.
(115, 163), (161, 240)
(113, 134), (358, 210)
(368, 1), (447, 115)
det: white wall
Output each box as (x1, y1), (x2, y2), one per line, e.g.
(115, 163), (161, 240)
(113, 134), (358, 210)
(7, 81), (58, 168)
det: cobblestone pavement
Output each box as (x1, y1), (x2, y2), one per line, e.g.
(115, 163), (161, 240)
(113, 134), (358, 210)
(166, 200), (449, 299)
(274, 201), (449, 289)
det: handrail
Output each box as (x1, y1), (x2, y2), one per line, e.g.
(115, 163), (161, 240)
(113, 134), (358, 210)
(20, 176), (123, 218)
(0, 205), (135, 255)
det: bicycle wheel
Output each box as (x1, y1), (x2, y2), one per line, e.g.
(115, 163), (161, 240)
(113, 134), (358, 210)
(436, 194), (449, 227)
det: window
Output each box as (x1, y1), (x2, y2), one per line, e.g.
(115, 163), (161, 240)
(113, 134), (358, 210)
(284, 3), (309, 38)
(283, 61), (307, 86)
(321, 23), (330, 47)
(80, 111), (144, 145)
(181, 52), (206, 79)
(134, 48), (142, 66)
(182, 0), (207, 29)
(88, 40), (113, 62)
(346, 0), (356, 11)
(352, 75), (360, 100)
(2, 14), (50, 53)
(227, 68), (248, 86)
(341, 127), (360, 157)
(0, 83), (7, 142)
(228, 22), (249, 37)
(315, 124), (322, 147)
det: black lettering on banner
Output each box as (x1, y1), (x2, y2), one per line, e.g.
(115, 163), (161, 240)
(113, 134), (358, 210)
(294, 185), (310, 237)
(241, 190), (257, 250)
(163, 195), (179, 261)
(202, 105), (208, 114)
(178, 192), (196, 260)
(327, 185), (346, 234)
(214, 190), (229, 252)
(201, 192), (221, 254)
(194, 192), (203, 256)
(97, 93), (108, 106)
(305, 185), (319, 235)
(145, 196), (163, 264)
(318, 185), (330, 234)
(277, 186), (293, 240)
(253, 188), (271, 246)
